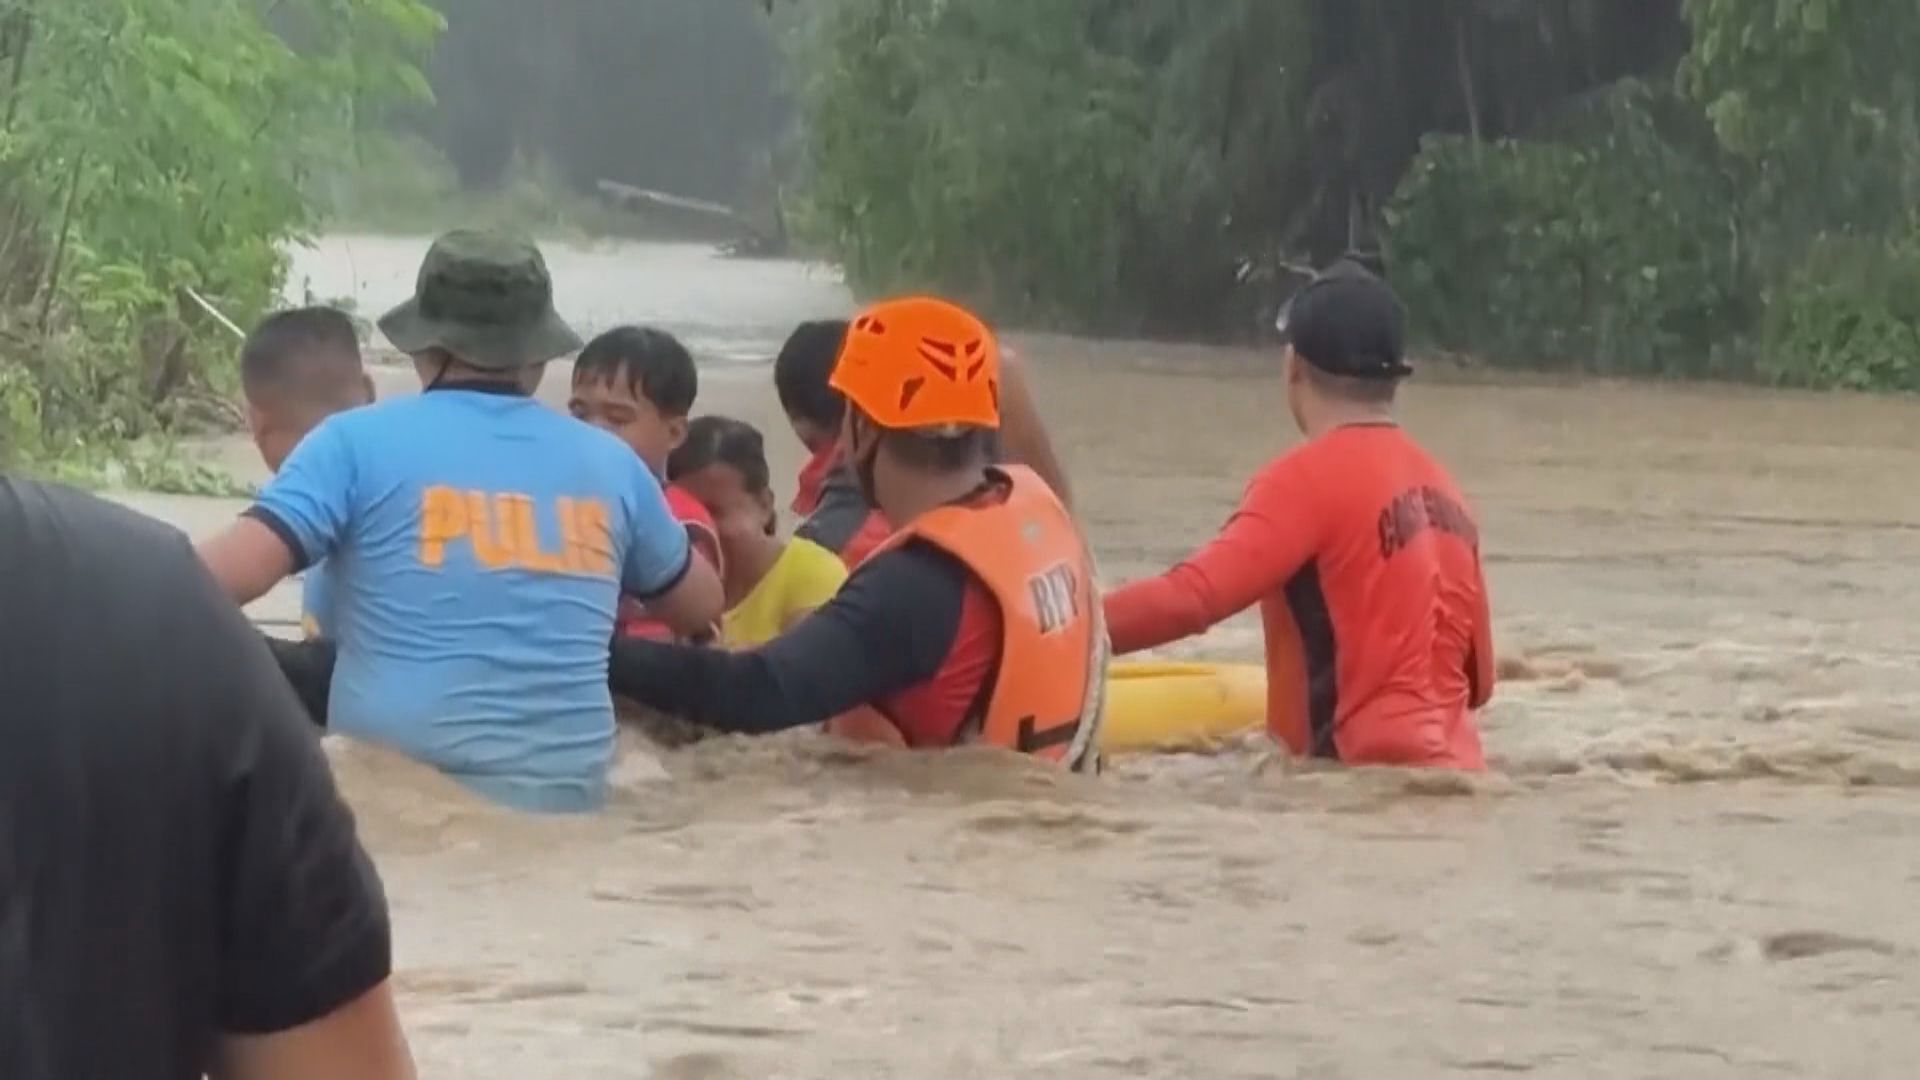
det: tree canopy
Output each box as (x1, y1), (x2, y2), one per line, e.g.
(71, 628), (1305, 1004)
(0, 0), (440, 477)
(786, 0), (1920, 389)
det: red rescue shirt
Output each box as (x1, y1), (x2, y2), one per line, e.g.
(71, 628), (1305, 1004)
(1104, 423), (1493, 769)
(615, 484), (723, 640)
(876, 575), (1000, 747)
(792, 442), (837, 516)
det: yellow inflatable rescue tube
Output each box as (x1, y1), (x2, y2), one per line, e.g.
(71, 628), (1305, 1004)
(1099, 660), (1268, 753)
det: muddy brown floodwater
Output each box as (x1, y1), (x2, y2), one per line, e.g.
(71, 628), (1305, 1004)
(156, 239), (1920, 1077)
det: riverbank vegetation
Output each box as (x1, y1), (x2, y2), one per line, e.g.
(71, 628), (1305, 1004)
(4, 1), (1915, 488)
(787, 0), (1920, 391)
(0, 0), (441, 484)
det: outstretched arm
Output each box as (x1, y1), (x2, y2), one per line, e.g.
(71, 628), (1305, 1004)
(199, 516), (301, 606)
(619, 463), (727, 637)
(609, 544), (966, 732)
(1103, 454), (1319, 654)
(206, 416), (355, 605)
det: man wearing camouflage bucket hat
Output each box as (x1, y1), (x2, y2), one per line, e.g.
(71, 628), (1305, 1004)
(198, 230), (724, 814)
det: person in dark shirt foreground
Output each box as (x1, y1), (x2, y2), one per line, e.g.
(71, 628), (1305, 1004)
(0, 476), (412, 1080)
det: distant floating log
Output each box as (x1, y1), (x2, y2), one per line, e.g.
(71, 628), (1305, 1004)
(595, 179), (740, 220)
(594, 178), (789, 258)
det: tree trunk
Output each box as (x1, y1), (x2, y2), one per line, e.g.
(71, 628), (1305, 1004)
(35, 151), (85, 335)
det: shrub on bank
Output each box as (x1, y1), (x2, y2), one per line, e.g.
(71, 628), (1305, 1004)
(1760, 232), (1920, 392)
(1387, 82), (1920, 395)
(1384, 85), (1751, 378)
(791, 0), (1312, 339)
(0, 0), (439, 485)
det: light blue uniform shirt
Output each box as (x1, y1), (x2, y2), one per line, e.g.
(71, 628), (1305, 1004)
(252, 385), (692, 813)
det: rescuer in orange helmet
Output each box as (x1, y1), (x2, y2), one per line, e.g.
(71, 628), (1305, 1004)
(609, 295), (1105, 768)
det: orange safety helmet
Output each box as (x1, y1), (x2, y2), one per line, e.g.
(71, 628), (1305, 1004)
(828, 296), (1001, 432)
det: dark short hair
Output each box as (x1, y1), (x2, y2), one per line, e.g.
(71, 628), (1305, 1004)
(573, 325), (698, 418)
(773, 319), (849, 430)
(240, 307), (365, 408)
(666, 415), (771, 495)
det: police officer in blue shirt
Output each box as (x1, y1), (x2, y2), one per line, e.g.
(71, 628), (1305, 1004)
(198, 230), (725, 813)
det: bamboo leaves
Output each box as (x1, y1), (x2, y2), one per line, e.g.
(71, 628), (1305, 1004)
(0, 0), (438, 466)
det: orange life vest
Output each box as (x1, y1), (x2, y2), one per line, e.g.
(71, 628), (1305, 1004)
(834, 466), (1107, 770)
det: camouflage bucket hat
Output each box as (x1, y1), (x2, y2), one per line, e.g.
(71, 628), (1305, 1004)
(377, 230), (583, 370)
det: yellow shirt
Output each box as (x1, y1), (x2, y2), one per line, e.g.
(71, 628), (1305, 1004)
(721, 537), (849, 647)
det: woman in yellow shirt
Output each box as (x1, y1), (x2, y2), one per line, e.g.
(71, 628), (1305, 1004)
(668, 416), (848, 646)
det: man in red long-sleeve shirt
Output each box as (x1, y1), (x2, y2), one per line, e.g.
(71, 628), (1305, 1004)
(1103, 262), (1493, 769)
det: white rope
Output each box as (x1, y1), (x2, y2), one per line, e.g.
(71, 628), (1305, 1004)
(183, 286), (246, 340)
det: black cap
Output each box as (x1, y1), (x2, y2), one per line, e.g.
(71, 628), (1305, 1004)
(1274, 260), (1411, 379)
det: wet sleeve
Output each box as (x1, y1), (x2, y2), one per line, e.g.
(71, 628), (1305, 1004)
(794, 465), (873, 555)
(1468, 554), (1496, 708)
(209, 587), (390, 1033)
(608, 544), (966, 732)
(248, 418), (355, 572)
(1103, 452), (1322, 655)
(620, 457), (694, 599)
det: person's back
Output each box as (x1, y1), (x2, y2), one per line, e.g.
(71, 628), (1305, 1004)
(1104, 262), (1492, 769)
(1255, 423), (1486, 765)
(262, 386), (687, 811)
(0, 477), (409, 1080)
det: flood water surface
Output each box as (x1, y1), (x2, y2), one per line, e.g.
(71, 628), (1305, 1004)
(225, 238), (1920, 1076)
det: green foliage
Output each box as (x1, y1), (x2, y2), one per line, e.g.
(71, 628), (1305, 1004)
(0, 357), (38, 462)
(788, 0), (1920, 391)
(792, 0), (1311, 336)
(0, 0), (440, 477)
(1386, 3), (1920, 391)
(1683, 0), (1920, 252)
(1760, 230), (1920, 392)
(28, 436), (247, 497)
(1386, 83), (1752, 377)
